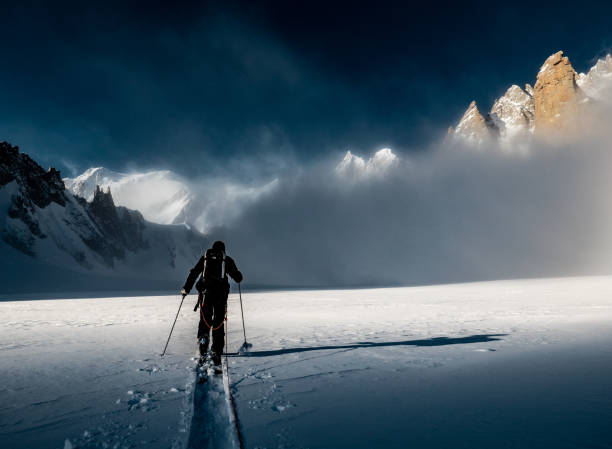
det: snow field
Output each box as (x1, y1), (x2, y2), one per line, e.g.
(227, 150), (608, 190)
(1, 276), (612, 448)
(228, 276), (612, 448)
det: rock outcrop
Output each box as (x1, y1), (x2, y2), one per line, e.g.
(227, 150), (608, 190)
(450, 50), (612, 148)
(0, 141), (207, 278)
(533, 51), (581, 131)
(0, 141), (68, 209)
(452, 101), (495, 145)
(487, 84), (535, 145)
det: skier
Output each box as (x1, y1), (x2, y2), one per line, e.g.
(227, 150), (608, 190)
(181, 241), (243, 366)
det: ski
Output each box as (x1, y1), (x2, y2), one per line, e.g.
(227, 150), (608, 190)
(195, 351), (223, 384)
(196, 355), (209, 384)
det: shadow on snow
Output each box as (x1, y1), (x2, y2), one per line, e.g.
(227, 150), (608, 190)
(229, 334), (506, 358)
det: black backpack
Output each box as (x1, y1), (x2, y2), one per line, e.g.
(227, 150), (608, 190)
(203, 248), (226, 284)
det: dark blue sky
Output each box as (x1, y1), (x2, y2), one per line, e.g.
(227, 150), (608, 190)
(1, 0), (611, 177)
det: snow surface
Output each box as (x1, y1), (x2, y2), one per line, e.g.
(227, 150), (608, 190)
(187, 359), (241, 449)
(2, 276), (612, 448)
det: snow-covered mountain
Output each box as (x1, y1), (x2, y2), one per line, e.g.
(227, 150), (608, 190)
(64, 167), (192, 225)
(0, 142), (208, 292)
(488, 84), (535, 147)
(335, 148), (399, 179)
(449, 51), (612, 148)
(64, 167), (279, 233)
(577, 54), (612, 102)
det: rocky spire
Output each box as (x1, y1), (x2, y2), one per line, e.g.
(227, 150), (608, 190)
(89, 185), (123, 247)
(449, 50), (612, 149)
(453, 101), (495, 145)
(533, 51), (581, 132)
(487, 85), (535, 145)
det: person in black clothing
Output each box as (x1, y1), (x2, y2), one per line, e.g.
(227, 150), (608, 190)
(181, 241), (243, 365)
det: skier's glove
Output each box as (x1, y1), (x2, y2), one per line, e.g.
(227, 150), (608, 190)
(181, 288), (187, 298)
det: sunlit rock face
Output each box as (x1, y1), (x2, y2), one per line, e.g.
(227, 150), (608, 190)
(448, 51), (612, 149)
(451, 101), (495, 146)
(533, 51), (582, 132)
(488, 84), (535, 147)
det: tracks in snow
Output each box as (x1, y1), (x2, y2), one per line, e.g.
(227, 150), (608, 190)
(186, 356), (244, 449)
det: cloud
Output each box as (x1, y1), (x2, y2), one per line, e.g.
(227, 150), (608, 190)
(60, 159), (80, 177)
(60, 52), (612, 289)
(209, 128), (612, 287)
(186, 177), (279, 233)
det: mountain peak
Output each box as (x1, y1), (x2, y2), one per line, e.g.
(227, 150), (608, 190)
(576, 53), (612, 99)
(449, 49), (612, 149)
(63, 167), (125, 201)
(1, 143), (207, 282)
(487, 84), (535, 145)
(453, 101), (494, 145)
(533, 50), (581, 131)
(537, 51), (566, 74)
(336, 148), (399, 180)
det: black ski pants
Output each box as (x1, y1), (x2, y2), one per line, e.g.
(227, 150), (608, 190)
(197, 290), (227, 356)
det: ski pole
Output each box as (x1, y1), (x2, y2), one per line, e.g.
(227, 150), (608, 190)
(238, 283), (251, 351)
(161, 294), (186, 357)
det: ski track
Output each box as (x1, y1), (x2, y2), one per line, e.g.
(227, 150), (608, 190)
(1, 276), (612, 448)
(185, 356), (242, 449)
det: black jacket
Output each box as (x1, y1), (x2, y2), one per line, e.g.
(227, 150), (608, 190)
(183, 253), (242, 294)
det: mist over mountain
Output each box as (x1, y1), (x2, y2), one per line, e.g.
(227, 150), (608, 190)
(210, 51), (612, 286)
(4, 50), (612, 290)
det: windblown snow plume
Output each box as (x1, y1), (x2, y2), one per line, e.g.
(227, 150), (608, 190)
(64, 168), (278, 233)
(64, 168), (190, 225)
